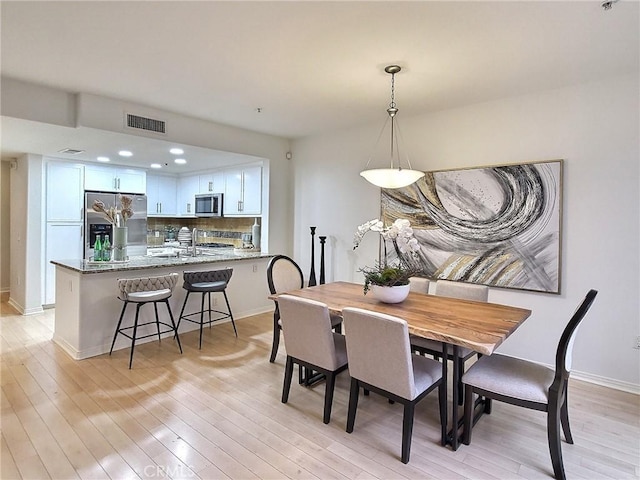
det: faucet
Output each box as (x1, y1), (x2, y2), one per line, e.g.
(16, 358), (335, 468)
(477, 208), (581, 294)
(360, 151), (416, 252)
(191, 228), (198, 256)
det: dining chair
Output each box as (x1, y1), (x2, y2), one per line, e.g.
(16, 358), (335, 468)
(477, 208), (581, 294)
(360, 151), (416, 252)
(410, 279), (489, 404)
(462, 289), (598, 480)
(409, 276), (430, 294)
(342, 307), (446, 464)
(266, 254), (342, 363)
(277, 294), (348, 424)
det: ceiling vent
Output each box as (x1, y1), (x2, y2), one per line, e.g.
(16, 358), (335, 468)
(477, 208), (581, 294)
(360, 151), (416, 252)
(125, 113), (166, 134)
(58, 148), (85, 155)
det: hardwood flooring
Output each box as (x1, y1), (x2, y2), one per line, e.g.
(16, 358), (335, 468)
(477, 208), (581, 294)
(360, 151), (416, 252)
(1, 302), (638, 479)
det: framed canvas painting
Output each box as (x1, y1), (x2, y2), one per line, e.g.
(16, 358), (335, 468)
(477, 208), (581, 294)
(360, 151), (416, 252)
(381, 160), (563, 294)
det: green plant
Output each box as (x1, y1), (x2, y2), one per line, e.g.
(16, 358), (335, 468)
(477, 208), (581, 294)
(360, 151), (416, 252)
(360, 263), (420, 295)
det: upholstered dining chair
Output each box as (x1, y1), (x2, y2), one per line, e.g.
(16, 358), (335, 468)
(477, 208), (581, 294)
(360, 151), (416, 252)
(277, 294), (348, 424)
(266, 255), (342, 363)
(462, 290), (598, 480)
(410, 279), (489, 403)
(409, 276), (430, 294)
(342, 307), (446, 464)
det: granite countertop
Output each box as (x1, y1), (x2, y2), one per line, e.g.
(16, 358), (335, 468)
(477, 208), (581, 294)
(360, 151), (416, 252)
(52, 248), (274, 274)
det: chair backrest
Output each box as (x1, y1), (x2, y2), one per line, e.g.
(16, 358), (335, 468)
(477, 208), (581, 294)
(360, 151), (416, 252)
(267, 255), (304, 295)
(435, 279), (488, 302)
(409, 277), (430, 294)
(277, 294), (340, 371)
(117, 272), (178, 299)
(342, 307), (417, 400)
(183, 268), (232, 287)
(555, 290), (598, 378)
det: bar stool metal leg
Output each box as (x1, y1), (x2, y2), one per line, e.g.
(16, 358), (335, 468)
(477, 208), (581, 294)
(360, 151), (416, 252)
(223, 291), (238, 337)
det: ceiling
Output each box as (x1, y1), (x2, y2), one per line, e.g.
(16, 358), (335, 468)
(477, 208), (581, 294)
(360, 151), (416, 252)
(1, 1), (638, 173)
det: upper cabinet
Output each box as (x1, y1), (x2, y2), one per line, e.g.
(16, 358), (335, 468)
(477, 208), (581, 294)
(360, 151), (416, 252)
(177, 174), (200, 216)
(146, 174), (178, 216)
(199, 171), (224, 193)
(46, 161), (84, 222)
(85, 165), (146, 194)
(223, 165), (262, 216)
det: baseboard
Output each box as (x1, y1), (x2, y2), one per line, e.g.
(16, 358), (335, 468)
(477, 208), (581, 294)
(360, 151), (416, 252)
(571, 370), (640, 395)
(7, 297), (44, 316)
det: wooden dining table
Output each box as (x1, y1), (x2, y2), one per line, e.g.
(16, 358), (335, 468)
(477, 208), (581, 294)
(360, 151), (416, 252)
(271, 281), (532, 450)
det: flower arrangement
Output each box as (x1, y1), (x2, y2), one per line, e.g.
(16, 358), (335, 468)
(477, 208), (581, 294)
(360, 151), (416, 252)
(92, 195), (134, 226)
(353, 218), (422, 294)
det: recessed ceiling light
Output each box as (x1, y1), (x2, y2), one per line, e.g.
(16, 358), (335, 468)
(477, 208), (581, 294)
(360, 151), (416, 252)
(174, 158), (187, 165)
(97, 156), (110, 162)
(169, 148), (184, 155)
(150, 163), (162, 169)
(118, 150), (133, 157)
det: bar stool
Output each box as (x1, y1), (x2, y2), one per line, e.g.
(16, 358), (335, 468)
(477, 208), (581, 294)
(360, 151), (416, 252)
(176, 268), (237, 349)
(110, 272), (182, 369)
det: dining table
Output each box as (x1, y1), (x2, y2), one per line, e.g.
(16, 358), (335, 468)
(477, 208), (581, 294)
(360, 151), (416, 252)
(271, 280), (532, 450)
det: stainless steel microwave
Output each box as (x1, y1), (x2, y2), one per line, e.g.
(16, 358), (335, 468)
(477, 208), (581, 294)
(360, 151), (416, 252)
(194, 193), (223, 217)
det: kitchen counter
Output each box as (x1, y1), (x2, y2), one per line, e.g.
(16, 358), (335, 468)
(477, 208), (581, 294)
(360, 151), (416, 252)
(52, 250), (275, 360)
(52, 248), (273, 274)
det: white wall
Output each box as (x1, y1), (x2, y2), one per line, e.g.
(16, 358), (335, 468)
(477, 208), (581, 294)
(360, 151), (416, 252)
(291, 74), (640, 389)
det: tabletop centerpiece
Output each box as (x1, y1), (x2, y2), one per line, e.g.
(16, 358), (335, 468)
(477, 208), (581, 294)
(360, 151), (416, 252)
(92, 195), (134, 262)
(353, 218), (421, 303)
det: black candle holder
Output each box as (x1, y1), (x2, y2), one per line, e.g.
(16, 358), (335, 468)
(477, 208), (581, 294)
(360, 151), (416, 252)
(308, 227), (317, 287)
(319, 236), (327, 285)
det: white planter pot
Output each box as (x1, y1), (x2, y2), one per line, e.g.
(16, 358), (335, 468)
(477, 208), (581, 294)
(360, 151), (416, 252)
(370, 283), (410, 304)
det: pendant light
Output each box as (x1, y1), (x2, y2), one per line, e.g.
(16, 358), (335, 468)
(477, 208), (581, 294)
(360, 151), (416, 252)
(360, 65), (425, 189)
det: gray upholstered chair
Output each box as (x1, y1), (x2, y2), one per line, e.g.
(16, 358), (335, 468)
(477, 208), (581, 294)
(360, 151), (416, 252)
(176, 268), (237, 349)
(462, 290), (598, 480)
(266, 255), (342, 363)
(409, 276), (430, 294)
(342, 307), (446, 464)
(278, 294), (348, 424)
(110, 272), (182, 369)
(410, 279), (489, 403)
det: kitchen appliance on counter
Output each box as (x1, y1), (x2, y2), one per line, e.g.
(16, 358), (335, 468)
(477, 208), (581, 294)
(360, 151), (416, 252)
(85, 191), (148, 259)
(194, 193), (223, 217)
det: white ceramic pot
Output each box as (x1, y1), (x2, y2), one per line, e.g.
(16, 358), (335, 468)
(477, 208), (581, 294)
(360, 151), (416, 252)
(370, 283), (411, 304)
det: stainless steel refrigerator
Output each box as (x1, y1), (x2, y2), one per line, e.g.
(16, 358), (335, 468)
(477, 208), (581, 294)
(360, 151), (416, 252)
(84, 191), (148, 259)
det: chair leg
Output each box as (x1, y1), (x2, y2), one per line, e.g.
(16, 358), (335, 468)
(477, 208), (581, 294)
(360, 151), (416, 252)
(110, 301), (128, 355)
(207, 292), (213, 328)
(323, 372), (337, 424)
(346, 378), (360, 433)
(175, 290), (190, 336)
(401, 402), (416, 464)
(129, 303), (143, 369)
(282, 356), (294, 403)
(222, 291), (238, 337)
(164, 299), (182, 354)
(548, 396), (566, 480)
(463, 384), (474, 445)
(199, 292), (206, 349)
(269, 311), (280, 363)
(560, 382), (573, 444)
(154, 301), (161, 342)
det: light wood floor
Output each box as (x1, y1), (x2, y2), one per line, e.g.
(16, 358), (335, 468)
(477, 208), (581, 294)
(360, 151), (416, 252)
(1, 302), (639, 480)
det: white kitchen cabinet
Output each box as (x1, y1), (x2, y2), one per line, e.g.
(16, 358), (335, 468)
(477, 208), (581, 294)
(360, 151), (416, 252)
(147, 174), (178, 216)
(85, 165), (146, 194)
(223, 165), (262, 216)
(177, 174), (200, 215)
(46, 161), (84, 222)
(199, 171), (224, 193)
(44, 222), (83, 305)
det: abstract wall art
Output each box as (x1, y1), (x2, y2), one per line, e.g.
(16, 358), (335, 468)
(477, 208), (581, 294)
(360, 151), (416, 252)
(381, 160), (563, 293)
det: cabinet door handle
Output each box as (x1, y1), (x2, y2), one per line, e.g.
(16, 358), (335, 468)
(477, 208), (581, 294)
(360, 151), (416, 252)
(209, 181), (213, 191)
(159, 202), (162, 213)
(187, 203), (191, 213)
(113, 177), (117, 190)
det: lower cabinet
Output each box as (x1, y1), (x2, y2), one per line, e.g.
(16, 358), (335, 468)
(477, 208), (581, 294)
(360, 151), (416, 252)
(45, 223), (83, 305)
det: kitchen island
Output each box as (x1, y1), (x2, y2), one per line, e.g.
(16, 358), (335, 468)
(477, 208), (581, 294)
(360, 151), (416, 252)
(52, 248), (275, 360)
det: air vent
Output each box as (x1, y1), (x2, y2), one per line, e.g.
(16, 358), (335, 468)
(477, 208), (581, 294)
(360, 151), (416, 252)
(58, 148), (85, 155)
(126, 113), (166, 134)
